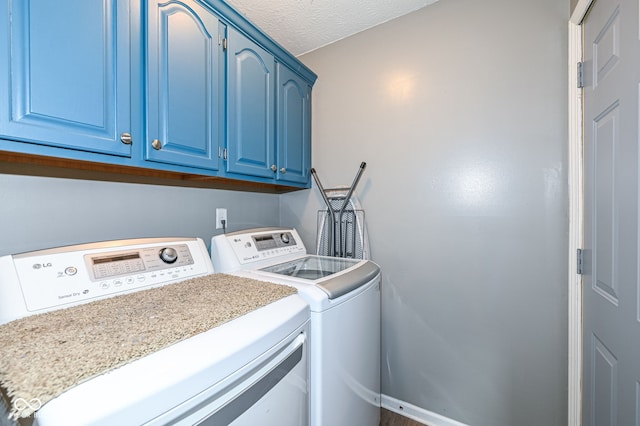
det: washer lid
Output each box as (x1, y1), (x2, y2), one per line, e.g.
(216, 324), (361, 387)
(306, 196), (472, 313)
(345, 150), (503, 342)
(260, 256), (380, 299)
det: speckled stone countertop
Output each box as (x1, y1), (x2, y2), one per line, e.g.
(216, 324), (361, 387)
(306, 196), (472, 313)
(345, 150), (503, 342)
(0, 273), (296, 420)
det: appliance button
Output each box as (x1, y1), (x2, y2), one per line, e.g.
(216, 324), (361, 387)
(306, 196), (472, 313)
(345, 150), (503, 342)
(280, 233), (290, 244)
(125, 277), (135, 285)
(99, 281), (110, 289)
(137, 275), (146, 282)
(64, 266), (78, 276)
(113, 279), (123, 287)
(159, 247), (178, 264)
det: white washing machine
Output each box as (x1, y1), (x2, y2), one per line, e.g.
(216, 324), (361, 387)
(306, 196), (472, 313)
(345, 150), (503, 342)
(211, 228), (381, 426)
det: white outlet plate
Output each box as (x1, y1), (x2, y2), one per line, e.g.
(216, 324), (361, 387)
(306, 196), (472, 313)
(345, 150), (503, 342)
(216, 208), (227, 229)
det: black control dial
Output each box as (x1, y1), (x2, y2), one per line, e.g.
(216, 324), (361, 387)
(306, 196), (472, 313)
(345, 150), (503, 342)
(159, 247), (178, 264)
(280, 233), (290, 244)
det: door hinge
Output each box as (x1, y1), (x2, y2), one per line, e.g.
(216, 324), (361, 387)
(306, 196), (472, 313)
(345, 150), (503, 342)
(218, 35), (227, 51)
(577, 248), (584, 275)
(577, 61), (584, 89)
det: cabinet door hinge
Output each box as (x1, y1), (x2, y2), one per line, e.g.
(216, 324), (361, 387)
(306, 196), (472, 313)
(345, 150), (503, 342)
(577, 61), (584, 89)
(577, 248), (584, 275)
(218, 35), (227, 51)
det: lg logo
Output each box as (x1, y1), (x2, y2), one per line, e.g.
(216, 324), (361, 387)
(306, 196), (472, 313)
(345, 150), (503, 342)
(32, 263), (52, 269)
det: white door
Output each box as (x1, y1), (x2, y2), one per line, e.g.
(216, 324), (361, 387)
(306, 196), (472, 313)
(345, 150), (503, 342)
(582, 0), (640, 424)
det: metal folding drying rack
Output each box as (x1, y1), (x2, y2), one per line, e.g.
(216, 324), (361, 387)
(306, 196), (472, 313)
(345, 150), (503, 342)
(311, 162), (367, 258)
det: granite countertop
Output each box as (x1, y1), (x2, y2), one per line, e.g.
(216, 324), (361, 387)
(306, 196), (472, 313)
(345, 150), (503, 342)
(0, 273), (296, 420)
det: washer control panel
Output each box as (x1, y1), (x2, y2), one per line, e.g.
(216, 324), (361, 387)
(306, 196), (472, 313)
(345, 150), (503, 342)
(3, 238), (213, 316)
(228, 230), (305, 264)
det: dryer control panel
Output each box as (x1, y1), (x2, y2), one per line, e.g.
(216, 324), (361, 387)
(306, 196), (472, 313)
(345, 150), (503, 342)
(0, 238), (214, 323)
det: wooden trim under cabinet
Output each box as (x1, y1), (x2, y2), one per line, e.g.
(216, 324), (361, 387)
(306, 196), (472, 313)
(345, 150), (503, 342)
(0, 151), (303, 194)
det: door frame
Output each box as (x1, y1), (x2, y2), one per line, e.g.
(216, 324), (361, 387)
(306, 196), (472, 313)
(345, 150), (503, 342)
(568, 1), (593, 425)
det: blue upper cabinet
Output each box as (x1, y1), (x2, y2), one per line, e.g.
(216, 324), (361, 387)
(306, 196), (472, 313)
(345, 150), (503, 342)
(0, 0), (317, 191)
(226, 28), (313, 186)
(145, 0), (222, 171)
(276, 64), (311, 185)
(0, 0), (132, 157)
(226, 27), (276, 179)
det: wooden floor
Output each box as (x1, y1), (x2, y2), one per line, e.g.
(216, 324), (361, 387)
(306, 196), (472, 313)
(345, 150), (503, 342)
(380, 408), (428, 426)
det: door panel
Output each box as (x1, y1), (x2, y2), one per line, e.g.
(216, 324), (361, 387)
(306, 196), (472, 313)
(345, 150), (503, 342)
(593, 6), (620, 86)
(146, 0), (221, 170)
(592, 101), (618, 305)
(582, 0), (640, 424)
(0, 0), (131, 156)
(277, 64), (311, 185)
(227, 27), (275, 179)
(591, 335), (618, 425)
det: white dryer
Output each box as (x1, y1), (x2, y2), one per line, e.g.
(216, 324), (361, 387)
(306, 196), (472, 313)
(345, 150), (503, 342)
(0, 237), (310, 426)
(211, 227), (381, 426)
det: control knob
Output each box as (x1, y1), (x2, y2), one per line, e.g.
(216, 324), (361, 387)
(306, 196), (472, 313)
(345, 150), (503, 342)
(280, 233), (290, 244)
(159, 247), (178, 264)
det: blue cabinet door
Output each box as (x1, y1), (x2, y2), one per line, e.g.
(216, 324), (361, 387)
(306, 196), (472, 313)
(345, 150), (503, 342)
(226, 27), (276, 178)
(0, 0), (131, 157)
(146, 0), (222, 171)
(276, 64), (311, 185)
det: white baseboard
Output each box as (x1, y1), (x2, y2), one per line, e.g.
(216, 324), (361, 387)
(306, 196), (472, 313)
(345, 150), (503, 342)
(381, 394), (469, 426)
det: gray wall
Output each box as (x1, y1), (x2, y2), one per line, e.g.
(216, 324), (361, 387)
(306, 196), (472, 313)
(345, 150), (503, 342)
(283, 0), (569, 425)
(0, 174), (280, 256)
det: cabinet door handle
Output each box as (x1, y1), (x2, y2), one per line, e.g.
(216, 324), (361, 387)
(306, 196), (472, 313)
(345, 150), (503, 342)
(120, 133), (133, 145)
(270, 164), (277, 172)
(152, 139), (163, 150)
(280, 167), (286, 174)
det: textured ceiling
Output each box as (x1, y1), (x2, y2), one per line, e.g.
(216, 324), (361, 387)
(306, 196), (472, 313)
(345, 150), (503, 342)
(224, 0), (440, 56)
